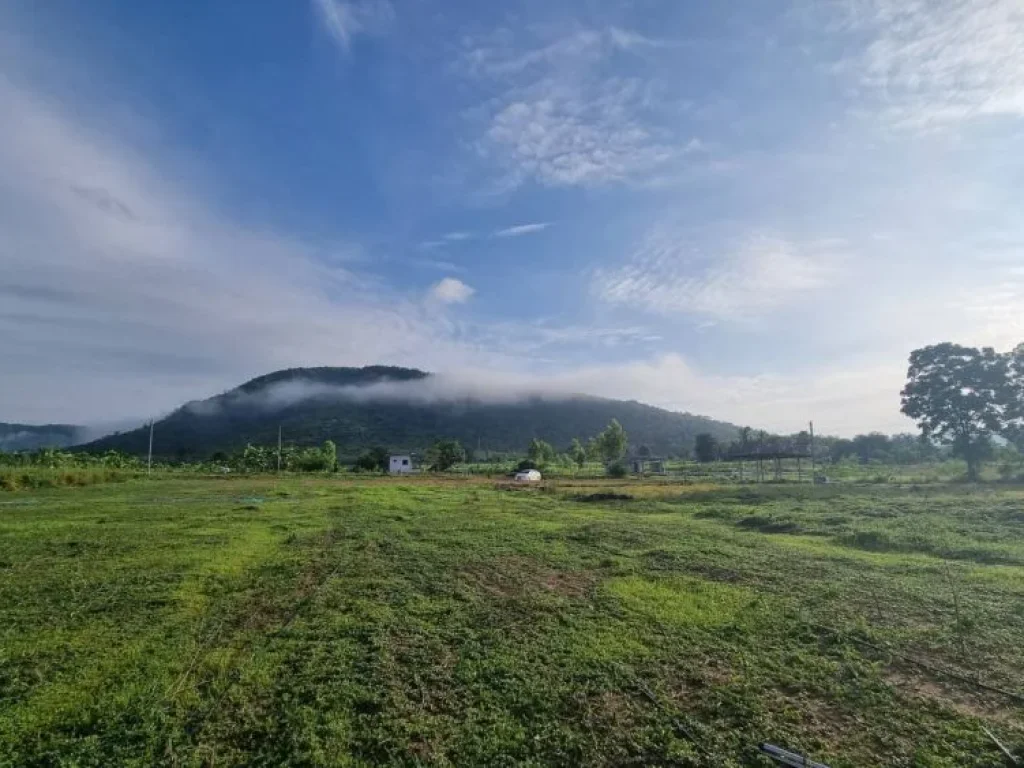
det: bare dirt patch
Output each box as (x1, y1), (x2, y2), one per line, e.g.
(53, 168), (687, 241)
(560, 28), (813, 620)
(885, 666), (1024, 726)
(460, 555), (597, 601)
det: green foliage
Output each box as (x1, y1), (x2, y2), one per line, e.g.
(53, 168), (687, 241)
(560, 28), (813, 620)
(606, 459), (628, 478)
(595, 419), (628, 462)
(0, 447), (140, 470)
(427, 438), (465, 471)
(901, 343), (1008, 480)
(354, 445), (389, 473)
(241, 443), (273, 472)
(322, 440), (338, 472)
(694, 432), (717, 463)
(568, 438), (587, 469)
(527, 438), (556, 465)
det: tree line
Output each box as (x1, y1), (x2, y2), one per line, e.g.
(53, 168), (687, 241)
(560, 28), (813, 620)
(688, 341), (1024, 481)
(523, 419), (628, 471)
(689, 429), (939, 465)
(10, 342), (1015, 482)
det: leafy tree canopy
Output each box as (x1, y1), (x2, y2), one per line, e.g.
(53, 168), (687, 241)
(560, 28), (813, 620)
(568, 438), (587, 469)
(901, 343), (1008, 480)
(596, 419), (628, 463)
(527, 438), (556, 465)
(427, 439), (465, 472)
(694, 433), (717, 463)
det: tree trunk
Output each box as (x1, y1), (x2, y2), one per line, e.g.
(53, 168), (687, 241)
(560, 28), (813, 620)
(966, 457), (979, 482)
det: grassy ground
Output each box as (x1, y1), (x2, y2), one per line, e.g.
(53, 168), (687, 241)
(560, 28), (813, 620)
(1, 477), (1022, 766)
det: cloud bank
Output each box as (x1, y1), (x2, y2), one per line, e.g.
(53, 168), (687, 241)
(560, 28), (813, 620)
(177, 356), (912, 437)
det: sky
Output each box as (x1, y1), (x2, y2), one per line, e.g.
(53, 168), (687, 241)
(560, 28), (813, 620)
(2, 0), (1024, 436)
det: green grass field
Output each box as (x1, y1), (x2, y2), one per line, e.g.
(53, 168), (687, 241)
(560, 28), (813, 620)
(2, 477), (1023, 766)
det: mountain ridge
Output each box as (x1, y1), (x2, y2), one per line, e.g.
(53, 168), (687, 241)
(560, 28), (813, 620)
(80, 366), (741, 459)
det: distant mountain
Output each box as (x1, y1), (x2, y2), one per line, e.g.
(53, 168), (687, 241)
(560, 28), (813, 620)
(0, 423), (82, 451)
(81, 366), (740, 459)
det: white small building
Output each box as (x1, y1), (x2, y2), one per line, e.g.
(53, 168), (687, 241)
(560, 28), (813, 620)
(514, 469), (542, 483)
(389, 455), (413, 474)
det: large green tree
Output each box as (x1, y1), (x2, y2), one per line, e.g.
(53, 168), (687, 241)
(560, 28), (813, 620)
(527, 438), (556, 465)
(900, 343), (1007, 481)
(694, 433), (717, 463)
(427, 439), (466, 472)
(1001, 343), (1024, 454)
(354, 445), (388, 473)
(596, 419), (628, 463)
(568, 438), (587, 469)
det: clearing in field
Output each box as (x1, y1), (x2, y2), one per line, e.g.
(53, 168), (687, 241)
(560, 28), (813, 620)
(2, 477), (1023, 766)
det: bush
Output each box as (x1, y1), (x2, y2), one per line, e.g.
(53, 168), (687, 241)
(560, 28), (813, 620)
(606, 461), (628, 478)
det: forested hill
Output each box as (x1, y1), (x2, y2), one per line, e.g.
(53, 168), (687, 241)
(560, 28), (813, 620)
(80, 366), (739, 459)
(0, 423), (82, 451)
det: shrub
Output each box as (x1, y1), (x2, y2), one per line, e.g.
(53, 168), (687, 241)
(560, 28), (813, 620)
(606, 460), (628, 478)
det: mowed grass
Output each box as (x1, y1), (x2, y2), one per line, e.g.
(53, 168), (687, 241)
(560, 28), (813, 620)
(2, 478), (1023, 766)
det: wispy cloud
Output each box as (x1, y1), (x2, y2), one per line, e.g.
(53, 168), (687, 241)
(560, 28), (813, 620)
(420, 222), (553, 247)
(460, 27), (700, 190)
(0, 72), (488, 424)
(837, 0), (1024, 127)
(311, 0), (393, 51)
(494, 222), (551, 238)
(593, 229), (845, 321)
(428, 277), (474, 304)
(606, 27), (681, 52)
(405, 257), (466, 274)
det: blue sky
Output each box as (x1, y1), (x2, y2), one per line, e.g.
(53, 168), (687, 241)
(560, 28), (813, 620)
(2, 0), (1023, 435)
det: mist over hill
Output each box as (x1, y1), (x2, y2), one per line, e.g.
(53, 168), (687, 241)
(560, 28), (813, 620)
(0, 423), (82, 451)
(81, 366), (740, 459)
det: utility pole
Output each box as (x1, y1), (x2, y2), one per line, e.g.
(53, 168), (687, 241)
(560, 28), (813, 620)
(147, 420), (154, 476)
(277, 425), (282, 473)
(809, 420), (815, 482)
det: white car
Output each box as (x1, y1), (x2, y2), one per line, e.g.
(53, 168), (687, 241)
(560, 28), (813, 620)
(513, 469), (542, 483)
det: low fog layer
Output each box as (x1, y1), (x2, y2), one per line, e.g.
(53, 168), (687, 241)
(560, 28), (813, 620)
(184, 371), (597, 417)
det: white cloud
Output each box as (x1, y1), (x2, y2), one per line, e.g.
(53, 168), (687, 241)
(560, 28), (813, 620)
(481, 77), (678, 188)
(311, 0), (393, 51)
(839, 0), (1024, 127)
(420, 222), (552, 245)
(164, 350), (907, 437)
(405, 257), (466, 274)
(494, 222), (551, 237)
(331, 354), (909, 437)
(0, 73), (493, 425)
(606, 27), (680, 52)
(461, 28), (698, 190)
(428, 277), (474, 304)
(523, 354), (911, 436)
(593, 229), (845, 321)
